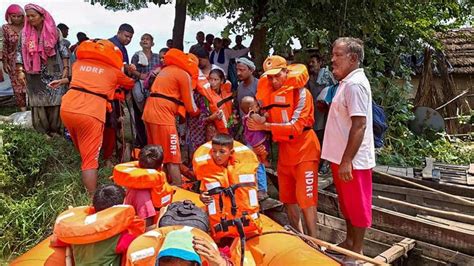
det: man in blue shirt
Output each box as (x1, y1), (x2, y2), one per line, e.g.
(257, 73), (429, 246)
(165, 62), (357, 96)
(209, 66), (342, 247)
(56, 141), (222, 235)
(103, 23), (134, 168)
(109, 23), (134, 64)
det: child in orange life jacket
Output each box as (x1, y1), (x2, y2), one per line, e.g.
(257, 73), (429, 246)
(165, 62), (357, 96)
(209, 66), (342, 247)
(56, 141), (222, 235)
(123, 145), (165, 228)
(199, 134), (235, 205)
(72, 184), (138, 266)
(203, 68), (233, 134)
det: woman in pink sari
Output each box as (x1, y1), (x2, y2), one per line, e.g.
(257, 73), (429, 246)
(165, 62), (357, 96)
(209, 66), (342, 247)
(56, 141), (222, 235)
(16, 4), (69, 137)
(1, 4), (27, 111)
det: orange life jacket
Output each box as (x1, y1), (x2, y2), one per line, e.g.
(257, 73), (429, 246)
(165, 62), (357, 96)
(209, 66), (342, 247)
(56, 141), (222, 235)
(256, 64), (310, 142)
(53, 205), (145, 245)
(125, 225), (215, 266)
(76, 40), (124, 70)
(196, 77), (234, 134)
(113, 161), (174, 208)
(193, 141), (262, 241)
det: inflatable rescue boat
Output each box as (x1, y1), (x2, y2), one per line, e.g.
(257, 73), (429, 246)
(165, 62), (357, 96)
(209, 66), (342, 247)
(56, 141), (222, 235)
(10, 188), (339, 266)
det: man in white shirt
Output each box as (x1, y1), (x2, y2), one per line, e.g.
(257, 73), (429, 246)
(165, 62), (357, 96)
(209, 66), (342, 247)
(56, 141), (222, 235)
(209, 37), (249, 76)
(322, 37), (375, 254)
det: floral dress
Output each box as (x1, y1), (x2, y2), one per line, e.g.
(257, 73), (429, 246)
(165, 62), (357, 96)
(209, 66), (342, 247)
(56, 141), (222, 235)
(2, 24), (27, 107)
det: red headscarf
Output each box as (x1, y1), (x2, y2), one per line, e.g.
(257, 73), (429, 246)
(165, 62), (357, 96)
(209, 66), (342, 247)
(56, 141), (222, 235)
(21, 3), (58, 73)
(5, 4), (24, 24)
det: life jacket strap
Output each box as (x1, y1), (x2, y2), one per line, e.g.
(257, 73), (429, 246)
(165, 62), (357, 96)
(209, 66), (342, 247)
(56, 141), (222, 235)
(216, 95), (233, 108)
(208, 183), (256, 216)
(70, 87), (111, 102)
(149, 92), (184, 106)
(261, 103), (290, 111)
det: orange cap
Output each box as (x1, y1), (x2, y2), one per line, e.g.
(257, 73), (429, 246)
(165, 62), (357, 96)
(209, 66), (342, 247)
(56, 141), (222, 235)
(263, 55), (288, 76)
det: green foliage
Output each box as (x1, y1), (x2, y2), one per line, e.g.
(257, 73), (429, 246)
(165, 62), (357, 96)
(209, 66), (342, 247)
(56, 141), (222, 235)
(371, 77), (473, 166)
(1, 125), (53, 192)
(0, 125), (112, 261)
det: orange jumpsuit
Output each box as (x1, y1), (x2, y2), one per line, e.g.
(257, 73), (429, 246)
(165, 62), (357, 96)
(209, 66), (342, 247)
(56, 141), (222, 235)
(261, 86), (321, 209)
(61, 59), (134, 170)
(142, 65), (199, 164)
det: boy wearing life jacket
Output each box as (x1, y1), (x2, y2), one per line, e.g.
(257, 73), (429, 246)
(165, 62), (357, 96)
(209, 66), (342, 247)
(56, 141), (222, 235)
(248, 56), (320, 238)
(113, 145), (174, 228)
(194, 133), (261, 265)
(53, 184), (144, 266)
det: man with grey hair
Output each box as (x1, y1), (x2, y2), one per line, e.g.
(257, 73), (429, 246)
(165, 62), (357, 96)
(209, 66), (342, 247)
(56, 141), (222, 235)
(322, 37), (375, 254)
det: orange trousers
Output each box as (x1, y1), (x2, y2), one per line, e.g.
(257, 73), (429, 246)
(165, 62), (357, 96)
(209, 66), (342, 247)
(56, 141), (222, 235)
(61, 111), (104, 170)
(144, 122), (181, 164)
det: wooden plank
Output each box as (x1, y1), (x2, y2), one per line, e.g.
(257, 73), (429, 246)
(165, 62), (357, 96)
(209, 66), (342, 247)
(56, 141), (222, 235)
(375, 195), (474, 224)
(467, 175), (474, 186)
(422, 158), (436, 179)
(407, 168), (414, 178)
(373, 238), (416, 263)
(318, 190), (474, 255)
(373, 183), (474, 215)
(317, 223), (390, 258)
(416, 215), (474, 231)
(318, 211), (474, 265)
(387, 167), (409, 177)
(374, 165), (389, 173)
(373, 170), (474, 198)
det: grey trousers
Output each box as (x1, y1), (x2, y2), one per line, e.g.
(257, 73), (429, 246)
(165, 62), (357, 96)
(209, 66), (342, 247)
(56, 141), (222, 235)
(31, 106), (61, 135)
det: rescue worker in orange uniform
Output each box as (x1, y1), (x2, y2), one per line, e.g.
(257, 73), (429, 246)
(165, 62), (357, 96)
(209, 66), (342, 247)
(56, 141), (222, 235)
(142, 48), (199, 186)
(50, 40), (135, 195)
(248, 56), (320, 238)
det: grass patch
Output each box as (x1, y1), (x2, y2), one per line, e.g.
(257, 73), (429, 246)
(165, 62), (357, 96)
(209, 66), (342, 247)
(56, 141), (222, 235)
(0, 124), (112, 262)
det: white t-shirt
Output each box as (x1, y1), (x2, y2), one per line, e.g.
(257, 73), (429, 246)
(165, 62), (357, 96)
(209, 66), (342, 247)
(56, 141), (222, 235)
(209, 48), (249, 76)
(321, 68), (376, 169)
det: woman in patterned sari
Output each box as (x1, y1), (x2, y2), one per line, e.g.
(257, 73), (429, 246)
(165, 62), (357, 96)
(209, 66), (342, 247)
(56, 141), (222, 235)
(16, 3), (69, 137)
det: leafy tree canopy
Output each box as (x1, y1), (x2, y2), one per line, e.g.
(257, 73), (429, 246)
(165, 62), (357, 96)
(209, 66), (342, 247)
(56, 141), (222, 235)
(189, 0), (472, 75)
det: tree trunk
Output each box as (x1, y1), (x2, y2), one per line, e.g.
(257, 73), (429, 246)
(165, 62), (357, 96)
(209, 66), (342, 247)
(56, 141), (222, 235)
(250, 0), (269, 73)
(172, 0), (187, 51)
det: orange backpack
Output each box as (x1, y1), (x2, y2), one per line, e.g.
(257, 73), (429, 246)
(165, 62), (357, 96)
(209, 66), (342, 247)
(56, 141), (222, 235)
(53, 205), (145, 245)
(125, 225), (215, 266)
(193, 141), (262, 241)
(113, 161), (174, 208)
(76, 39), (123, 70)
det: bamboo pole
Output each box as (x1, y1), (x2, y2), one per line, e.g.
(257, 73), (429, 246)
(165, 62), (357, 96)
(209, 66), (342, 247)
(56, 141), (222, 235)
(373, 170), (474, 207)
(257, 228), (390, 266)
(296, 233), (389, 266)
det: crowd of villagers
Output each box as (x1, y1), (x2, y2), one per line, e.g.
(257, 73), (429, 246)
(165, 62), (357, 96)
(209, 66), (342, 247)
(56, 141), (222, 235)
(2, 3), (376, 266)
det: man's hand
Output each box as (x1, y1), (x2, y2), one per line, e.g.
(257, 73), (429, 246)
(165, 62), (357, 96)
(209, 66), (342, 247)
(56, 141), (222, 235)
(199, 192), (213, 205)
(193, 236), (227, 266)
(247, 118), (266, 131)
(338, 160), (353, 182)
